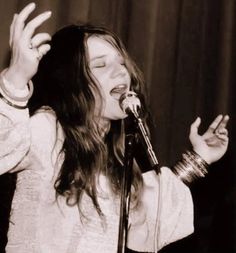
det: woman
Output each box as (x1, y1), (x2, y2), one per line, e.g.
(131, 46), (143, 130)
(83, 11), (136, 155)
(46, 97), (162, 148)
(0, 3), (229, 253)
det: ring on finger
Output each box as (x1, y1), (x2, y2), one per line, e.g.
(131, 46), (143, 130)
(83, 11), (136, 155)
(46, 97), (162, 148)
(29, 42), (34, 49)
(36, 49), (43, 61)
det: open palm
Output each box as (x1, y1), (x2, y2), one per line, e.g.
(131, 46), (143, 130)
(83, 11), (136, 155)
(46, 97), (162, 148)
(189, 115), (229, 164)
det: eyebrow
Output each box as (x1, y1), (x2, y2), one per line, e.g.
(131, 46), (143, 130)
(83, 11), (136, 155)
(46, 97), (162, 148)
(90, 52), (123, 63)
(90, 55), (106, 62)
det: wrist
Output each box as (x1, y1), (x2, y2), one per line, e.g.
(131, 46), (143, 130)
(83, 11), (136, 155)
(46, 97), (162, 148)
(192, 148), (212, 165)
(3, 68), (29, 90)
(0, 70), (34, 109)
(172, 149), (209, 185)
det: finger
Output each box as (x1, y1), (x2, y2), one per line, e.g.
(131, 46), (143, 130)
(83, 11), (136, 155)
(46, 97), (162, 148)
(30, 33), (51, 48)
(206, 135), (228, 146)
(37, 44), (51, 60)
(214, 115), (230, 132)
(215, 127), (228, 142)
(206, 114), (223, 133)
(215, 134), (229, 143)
(14, 2), (36, 40)
(23, 11), (52, 41)
(9, 14), (18, 47)
(216, 128), (228, 135)
(189, 117), (201, 141)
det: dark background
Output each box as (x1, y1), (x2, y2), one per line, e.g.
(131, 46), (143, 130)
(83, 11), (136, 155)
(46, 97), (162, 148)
(0, 0), (235, 252)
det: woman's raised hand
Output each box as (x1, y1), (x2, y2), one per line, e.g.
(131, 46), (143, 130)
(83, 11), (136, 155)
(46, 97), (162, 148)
(189, 115), (229, 164)
(4, 2), (51, 89)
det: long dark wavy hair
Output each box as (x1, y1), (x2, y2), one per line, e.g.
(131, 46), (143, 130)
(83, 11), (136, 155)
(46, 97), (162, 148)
(29, 24), (151, 215)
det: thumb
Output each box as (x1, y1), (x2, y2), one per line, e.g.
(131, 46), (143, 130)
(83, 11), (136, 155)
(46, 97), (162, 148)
(189, 117), (201, 143)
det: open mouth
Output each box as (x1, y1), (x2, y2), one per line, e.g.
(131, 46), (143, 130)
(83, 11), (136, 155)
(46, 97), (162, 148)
(110, 84), (128, 100)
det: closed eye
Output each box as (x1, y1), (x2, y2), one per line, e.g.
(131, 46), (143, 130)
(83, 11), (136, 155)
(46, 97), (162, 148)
(94, 63), (106, 68)
(91, 61), (106, 68)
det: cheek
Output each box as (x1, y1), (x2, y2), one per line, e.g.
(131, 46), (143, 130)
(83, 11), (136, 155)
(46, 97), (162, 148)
(96, 82), (111, 105)
(89, 84), (104, 117)
(91, 73), (110, 97)
(93, 88), (115, 117)
(91, 70), (108, 86)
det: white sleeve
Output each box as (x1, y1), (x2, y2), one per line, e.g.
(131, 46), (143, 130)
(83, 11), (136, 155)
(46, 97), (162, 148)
(127, 167), (194, 252)
(0, 99), (30, 174)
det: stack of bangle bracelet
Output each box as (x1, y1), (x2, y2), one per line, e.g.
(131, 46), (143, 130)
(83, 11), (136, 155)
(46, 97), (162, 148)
(172, 150), (209, 184)
(0, 73), (33, 109)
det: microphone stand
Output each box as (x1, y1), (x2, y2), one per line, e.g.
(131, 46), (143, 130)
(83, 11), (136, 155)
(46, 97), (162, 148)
(117, 91), (159, 252)
(117, 118), (136, 253)
(132, 110), (159, 167)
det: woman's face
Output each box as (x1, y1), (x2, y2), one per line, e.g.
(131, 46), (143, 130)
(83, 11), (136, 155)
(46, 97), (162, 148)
(87, 36), (131, 121)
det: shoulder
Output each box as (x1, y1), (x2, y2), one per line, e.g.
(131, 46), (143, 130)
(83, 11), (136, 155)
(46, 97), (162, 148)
(29, 106), (60, 151)
(30, 106), (57, 129)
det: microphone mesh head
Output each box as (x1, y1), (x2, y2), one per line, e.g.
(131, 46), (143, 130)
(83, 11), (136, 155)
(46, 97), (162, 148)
(119, 91), (141, 116)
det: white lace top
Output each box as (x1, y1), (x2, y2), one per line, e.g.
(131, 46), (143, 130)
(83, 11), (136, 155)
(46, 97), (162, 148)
(0, 99), (194, 253)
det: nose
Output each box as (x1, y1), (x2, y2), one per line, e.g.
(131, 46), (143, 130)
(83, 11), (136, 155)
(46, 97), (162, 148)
(111, 63), (127, 78)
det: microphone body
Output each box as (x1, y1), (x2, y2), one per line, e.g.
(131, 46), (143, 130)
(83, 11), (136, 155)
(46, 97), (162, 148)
(120, 92), (159, 167)
(119, 91), (141, 118)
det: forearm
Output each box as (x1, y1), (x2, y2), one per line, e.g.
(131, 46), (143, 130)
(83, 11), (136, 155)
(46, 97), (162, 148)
(127, 168), (194, 252)
(0, 77), (31, 174)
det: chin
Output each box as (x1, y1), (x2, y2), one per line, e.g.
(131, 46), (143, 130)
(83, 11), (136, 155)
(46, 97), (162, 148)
(106, 111), (128, 121)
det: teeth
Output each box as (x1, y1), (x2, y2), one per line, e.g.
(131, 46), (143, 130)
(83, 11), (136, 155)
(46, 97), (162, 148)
(110, 84), (127, 94)
(110, 85), (127, 100)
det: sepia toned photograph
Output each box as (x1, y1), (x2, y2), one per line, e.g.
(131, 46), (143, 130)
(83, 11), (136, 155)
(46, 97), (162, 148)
(0, 1), (235, 252)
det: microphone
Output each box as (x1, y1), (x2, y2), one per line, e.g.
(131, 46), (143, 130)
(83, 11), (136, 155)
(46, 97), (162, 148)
(119, 91), (141, 118)
(119, 91), (159, 167)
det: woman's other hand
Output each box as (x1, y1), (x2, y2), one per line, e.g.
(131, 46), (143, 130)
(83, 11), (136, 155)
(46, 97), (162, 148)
(189, 115), (229, 164)
(3, 2), (51, 89)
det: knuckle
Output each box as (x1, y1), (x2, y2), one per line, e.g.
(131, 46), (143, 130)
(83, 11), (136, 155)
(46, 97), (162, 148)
(26, 22), (34, 30)
(16, 15), (24, 25)
(45, 33), (51, 39)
